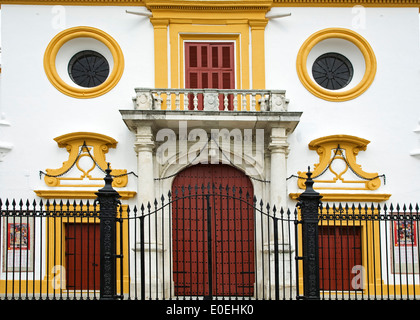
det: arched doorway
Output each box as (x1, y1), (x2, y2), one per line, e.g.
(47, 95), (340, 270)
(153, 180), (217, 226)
(172, 164), (255, 298)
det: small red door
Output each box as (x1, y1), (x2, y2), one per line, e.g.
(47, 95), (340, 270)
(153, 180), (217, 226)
(319, 226), (362, 291)
(172, 164), (255, 297)
(66, 223), (100, 290)
(185, 42), (235, 110)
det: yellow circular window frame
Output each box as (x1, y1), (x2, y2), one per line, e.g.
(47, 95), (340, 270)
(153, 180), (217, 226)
(44, 26), (124, 99)
(296, 28), (377, 102)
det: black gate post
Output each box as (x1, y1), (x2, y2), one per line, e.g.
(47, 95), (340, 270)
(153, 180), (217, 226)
(297, 168), (322, 300)
(96, 164), (121, 300)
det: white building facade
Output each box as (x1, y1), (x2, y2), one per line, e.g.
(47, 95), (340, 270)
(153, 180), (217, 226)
(0, 0), (419, 299)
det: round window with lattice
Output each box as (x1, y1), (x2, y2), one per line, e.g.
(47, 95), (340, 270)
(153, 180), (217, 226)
(68, 50), (110, 88)
(312, 52), (353, 90)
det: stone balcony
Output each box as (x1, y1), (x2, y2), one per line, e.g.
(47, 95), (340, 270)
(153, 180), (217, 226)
(132, 87), (289, 112)
(121, 88), (302, 135)
(119, 87), (302, 207)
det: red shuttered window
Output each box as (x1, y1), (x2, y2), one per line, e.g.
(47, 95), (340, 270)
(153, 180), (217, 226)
(185, 42), (235, 110)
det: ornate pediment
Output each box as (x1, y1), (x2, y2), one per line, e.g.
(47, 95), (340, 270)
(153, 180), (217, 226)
(41, 132), (128, 188)
(297, 135), (385, 191)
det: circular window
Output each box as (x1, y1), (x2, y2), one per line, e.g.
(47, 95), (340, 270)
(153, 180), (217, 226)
(312, 52), (353, 90)
(44, 26), (124, 99)
(296, 28), (376, 102)
(68, 50), (110, 88)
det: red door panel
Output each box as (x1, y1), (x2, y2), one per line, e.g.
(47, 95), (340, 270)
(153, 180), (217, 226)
(319, 226), (362, 291)
(172, 164), (254, 297)
(66, 223), (100, 290)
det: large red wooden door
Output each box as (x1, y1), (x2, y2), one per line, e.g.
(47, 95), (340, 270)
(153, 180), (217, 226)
(185, 42), (235, 110)
(319, 226), (362, 291)
(66, 223), (100, 290)
(172, 164), (254, 297)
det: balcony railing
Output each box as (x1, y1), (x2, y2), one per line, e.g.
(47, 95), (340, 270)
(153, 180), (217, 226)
(133, 88), (289, 112)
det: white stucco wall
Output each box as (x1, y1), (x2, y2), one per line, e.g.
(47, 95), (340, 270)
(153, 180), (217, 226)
(265, 7), (420, 204)
(0, 4), (419, 206)
(0, 5), (154, 201)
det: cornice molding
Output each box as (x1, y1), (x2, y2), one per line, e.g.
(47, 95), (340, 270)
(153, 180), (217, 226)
(2, 0), (420, 7)
(0, 0), (144, 5)
(145, 0), (273, 11)
(272, 0), (420, 6)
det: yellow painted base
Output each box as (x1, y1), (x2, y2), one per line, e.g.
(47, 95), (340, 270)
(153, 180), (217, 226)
(289, 192), (391, 202)
(34, 190), (136, 200)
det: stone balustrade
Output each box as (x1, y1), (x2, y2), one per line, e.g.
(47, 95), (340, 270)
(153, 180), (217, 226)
(133, 88), (289, 112)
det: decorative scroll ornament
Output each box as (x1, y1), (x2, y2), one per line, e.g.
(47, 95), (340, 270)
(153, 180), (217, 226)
(41, 132), (128, 188)
(297, 135), (385, 191)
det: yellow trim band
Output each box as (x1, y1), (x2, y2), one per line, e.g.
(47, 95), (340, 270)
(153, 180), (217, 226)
(296, 28), (377, 102)
(44, 26), (124, 99)
(2, 0), (420, 7)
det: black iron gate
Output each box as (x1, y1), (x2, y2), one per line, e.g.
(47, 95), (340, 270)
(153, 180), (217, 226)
(2, 168), (420, 300)
(131, 183), (296, 300)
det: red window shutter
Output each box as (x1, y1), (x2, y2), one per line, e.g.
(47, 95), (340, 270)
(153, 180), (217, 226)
(185, 42), (235, 110)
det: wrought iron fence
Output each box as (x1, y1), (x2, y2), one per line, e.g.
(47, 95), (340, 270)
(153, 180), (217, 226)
(0, 171), (419, 300)
(0, 198), (103, 300)
(318, 202), (420, 300)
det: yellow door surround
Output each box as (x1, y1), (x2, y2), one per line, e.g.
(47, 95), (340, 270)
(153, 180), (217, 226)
(146, 0), (270, 91)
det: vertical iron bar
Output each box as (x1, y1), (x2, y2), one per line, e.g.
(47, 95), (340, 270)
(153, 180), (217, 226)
(119, 206), (125, 299)
(220, 185), (225, 298)
(32, 201), (36, 300)
(147, 202), (152, 300)
(260, 200), (265, 300)
(233, 186), (238, 298)
(45, 201), (49, 300)
(140, 205), (145, 300)
(294, 209), (300, 299)
(168, 191), (173, 300)
(39, 201), (44, 299)
(126, 206), (132, 300)
(188, 186), (192, 299)
(273, 214), (280, 300)
(194, 186), (199, 299)
(133, 205), (138, 300)
(181, 187), (185, 299)
(93, 203), (98, 299)
(253, 197), (258, 300)
(384, 205), (390, 300)
(206, 193), (213, 300)
(154, 199), (158, 299)
(161, 196), (165, 300)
